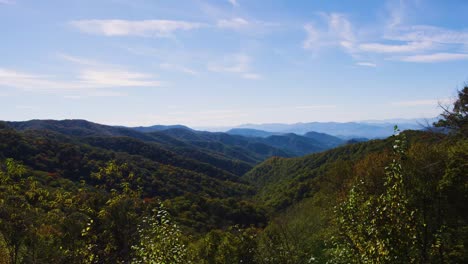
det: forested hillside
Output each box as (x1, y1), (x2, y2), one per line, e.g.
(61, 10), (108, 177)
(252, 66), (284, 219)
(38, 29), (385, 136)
(7, 119), (344, 165)
(242, 88), (468, 263)
(0, 87), (466, 263)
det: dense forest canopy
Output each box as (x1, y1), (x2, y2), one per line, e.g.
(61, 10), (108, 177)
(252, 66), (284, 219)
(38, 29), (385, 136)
(0, 87), (466, 263)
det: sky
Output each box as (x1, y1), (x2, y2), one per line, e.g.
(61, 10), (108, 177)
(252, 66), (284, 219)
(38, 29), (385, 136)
(0, 0), (467, 127)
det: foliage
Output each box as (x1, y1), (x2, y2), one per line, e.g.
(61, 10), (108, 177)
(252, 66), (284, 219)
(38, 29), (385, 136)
(434, 86), (468, 137)
(132, 205), (189, 264)
(0, 126), (263, 234)
(190, 226), (259, 264)
(330, 127), (418, 263)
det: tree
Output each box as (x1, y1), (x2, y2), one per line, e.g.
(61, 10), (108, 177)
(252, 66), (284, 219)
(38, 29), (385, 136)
(132, 204), (189, 264)
(191, 226), (258, 264)
(434, 86), (468, 137)
(0, 159), (31, 264)
(331, 127), (419, 263)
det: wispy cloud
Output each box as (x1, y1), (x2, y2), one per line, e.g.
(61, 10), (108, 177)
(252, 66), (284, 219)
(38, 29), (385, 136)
(217, 18), (249, 30)
(57, 53), (106, 66)
(386, 0), (408, 29)
(0, 0), (14, 4)
(303, 23), (320, 50)
(159, 63), (198, 75)
(79, 69), (160, 87)
(60, 53), (162, 87)
(228, 0), (238, 7)
(399, 53), (468, 63)
(303, 5), (468, 64)
(359, 41), (433, 53)
(356, 62), (377, 67)
(70, 19), (203, 37)
(0, 68), (80, 91)
(303, 13), (357, 55)
(385, 25), (468, 45)
(207, 53), (262, 80)
(242, 73), (262, 80)
(0, 68), (161, 91)
(0, 54), (161, 93)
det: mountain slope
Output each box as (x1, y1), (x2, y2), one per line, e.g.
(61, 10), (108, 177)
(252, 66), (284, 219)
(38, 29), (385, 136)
(259, 133), (329, 156)
(154, 128), (291, 163)
(7, 120), (291, 170)
(303, 131), (345, 147)
(6, 120), (259, 175)
(7, 119), (154, 140)
(242, 130), (441, 211)
(159, 128), (343, 158)
(226, 128), (277, 138)
(0, 124), (267, 233)
(6, 119), (356, 172)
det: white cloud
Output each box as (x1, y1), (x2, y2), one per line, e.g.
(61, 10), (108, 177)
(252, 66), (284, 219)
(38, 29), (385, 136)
(159, 63), (198, 75)
(356, 62), (377, 67)
(386, 0), (407, 28)
(359, 41), (433, 53)
(327, 13), (355, 44)
(0, 69), (80, 91)
(303, 13), (357, 55)
(303, 24), (320, 49)
(228, 0), (238, 7)
(208, 54), (261, 80)
(0, 0), (14, 4)
(0, 67), (160, 92)
(217, 18), (249, 30)
(385, 25), (468, 45)
(70, 19), (203, 37)
(60, 53), (161, 87)
(399, 53), (468, 63)
(303, 8), (468, 65)
(57, 53), (105, 66)
(79, 69), (160, 87)
(208, 54), (250, 73)
(242, 73), (262, 80)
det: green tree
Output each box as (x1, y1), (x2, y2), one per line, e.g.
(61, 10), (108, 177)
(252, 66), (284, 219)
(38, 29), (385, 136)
(331, 127), (418, 263)
(191, 226), (258, 264)
(132, 204), (189, 264)
(434, 86), (468, 137)
(0, 159), (31, 264)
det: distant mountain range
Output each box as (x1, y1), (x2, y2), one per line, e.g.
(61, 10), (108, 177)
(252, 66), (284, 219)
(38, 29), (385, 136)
(4, 118), (436, 164)
(235, 120), (434, 139)
(194, 118), (437, 139)
(4, 119), (347, 168)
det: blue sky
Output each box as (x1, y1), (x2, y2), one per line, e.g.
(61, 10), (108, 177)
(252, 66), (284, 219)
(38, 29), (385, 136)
(0, 0), (467, 127)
